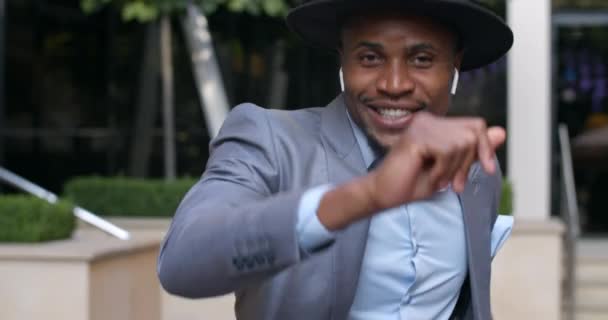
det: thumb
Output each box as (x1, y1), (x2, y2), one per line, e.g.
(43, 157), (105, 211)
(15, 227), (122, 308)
(487, 126), (506, 150)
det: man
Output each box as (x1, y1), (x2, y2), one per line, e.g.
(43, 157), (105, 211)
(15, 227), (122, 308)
(158, 0), (514, 319)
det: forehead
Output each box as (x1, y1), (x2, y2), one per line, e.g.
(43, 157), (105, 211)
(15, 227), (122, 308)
(341, 11), (457, 48)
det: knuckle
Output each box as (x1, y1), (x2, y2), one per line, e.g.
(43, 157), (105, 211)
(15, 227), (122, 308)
(440, 144), (453, 157)
(452, 135), (475, 152)
(406, 140), (424, 155)
(473, 118), (487, 130)
(463, 132), (477, 147)
(456, 141), (469, 152)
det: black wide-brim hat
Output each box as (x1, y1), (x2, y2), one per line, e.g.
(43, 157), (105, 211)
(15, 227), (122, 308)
(286, 0), (513, 71)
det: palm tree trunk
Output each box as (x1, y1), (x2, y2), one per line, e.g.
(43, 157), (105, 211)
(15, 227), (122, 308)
(181, 3), (229, 138)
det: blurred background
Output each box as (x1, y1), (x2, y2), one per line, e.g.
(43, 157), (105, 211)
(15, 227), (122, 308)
(2, 0), (608, 235)
(1, 0), (608, 319)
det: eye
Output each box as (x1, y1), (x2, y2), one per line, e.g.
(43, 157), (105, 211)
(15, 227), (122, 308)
(412, 54), (433, 68)
(358, 52), (383, 67)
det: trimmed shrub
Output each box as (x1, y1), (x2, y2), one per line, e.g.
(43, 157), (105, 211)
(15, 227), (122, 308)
(499, 179), (513, 215)
(0, 195), (75, 242)
(63, 176), (513, 217)
(63, 177), (197, 217)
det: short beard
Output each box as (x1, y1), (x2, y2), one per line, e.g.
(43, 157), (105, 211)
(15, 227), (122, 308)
(364, 129), (389, 157)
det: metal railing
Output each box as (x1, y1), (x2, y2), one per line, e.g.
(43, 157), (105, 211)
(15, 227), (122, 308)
(558, 124), (581, 320)
(0, 167), (130, 240)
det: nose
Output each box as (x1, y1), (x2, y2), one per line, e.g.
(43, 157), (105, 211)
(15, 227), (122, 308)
(376, 61), (415, 98)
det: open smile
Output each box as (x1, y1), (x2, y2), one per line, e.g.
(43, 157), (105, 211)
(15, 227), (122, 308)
(366, 104), (426, 129)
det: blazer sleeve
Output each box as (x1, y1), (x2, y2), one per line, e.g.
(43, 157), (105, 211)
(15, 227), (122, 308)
(157, 103), (311, 298)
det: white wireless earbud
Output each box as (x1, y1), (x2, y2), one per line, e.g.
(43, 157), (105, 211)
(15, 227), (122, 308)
(339, 68), (344, 92)
(451, 68), (459, 95)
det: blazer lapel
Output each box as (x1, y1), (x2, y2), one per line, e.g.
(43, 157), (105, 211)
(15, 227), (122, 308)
(459, 164), (492, 320)
(320, 95), (371, 320)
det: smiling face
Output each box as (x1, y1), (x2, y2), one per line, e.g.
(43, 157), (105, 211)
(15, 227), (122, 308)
(340, 12), (463, 151)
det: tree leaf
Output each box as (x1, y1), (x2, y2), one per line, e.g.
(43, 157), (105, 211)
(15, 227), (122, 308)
(80, 0), (293, 21)
(262, 0), (287, 17)
(122, 2), (159, 22)
(80, 0), (112, 14)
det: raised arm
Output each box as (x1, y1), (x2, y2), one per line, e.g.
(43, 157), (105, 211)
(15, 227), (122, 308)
(157, 104), (309, 298)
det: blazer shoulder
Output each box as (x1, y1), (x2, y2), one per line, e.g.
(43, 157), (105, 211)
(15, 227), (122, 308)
(212, 103), (273, 148)
(223, 103), (324, 141)
(221, 103), (270, 129)
(266, 106), (324, 133)
(226, 103), (322, 127)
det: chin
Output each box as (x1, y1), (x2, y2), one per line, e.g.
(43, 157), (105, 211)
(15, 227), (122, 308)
(367, 132), (401, 152)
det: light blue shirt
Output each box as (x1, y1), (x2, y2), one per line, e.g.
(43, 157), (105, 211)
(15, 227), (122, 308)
(296, 110), (514, 320)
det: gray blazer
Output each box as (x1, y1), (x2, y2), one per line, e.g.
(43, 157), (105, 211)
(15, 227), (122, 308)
(158, 94), (502, 320)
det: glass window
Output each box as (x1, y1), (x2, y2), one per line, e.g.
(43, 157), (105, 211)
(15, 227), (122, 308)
(555, 24), (608, 234)
(554, 0), (608, 10)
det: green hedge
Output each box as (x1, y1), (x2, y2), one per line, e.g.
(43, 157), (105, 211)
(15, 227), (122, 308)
(63, 175), (512, 217)
(0, 195), (75, 243)
(499, 179), (513, 215)
(63, 177), (197, 217)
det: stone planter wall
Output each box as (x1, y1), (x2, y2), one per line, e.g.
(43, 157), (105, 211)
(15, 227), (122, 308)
(76, 217), (564, 320)
(80, 217), (236, 320)
(491, 218), (564, 320)
(0, 230), (161, 320)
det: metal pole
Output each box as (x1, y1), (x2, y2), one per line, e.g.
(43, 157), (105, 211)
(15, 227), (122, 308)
(0, 167), (130, 240)
(0, 0), (5, 167)
(558, 124), (580, 320)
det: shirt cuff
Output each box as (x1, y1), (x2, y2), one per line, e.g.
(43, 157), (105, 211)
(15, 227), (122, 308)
(296, 184), (336, 252)
(491, 215), (514, 258)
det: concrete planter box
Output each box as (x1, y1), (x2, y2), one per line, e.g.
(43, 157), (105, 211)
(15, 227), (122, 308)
(76, 217), (564, 320)
(491, 218), (564, 320)
(78, 217), (566, 320)
(78, 217), (171, 235)
(0, 230), (161, 320)
(80, 217), (236, 320)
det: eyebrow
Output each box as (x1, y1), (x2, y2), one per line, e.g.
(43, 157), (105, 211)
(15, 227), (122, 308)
(408, 43), (438, 53)
(352, 41), (439, 53)
(353, 41), (383, 50)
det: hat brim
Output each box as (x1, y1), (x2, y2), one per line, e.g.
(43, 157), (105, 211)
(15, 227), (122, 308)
(286, 0), (513, 71)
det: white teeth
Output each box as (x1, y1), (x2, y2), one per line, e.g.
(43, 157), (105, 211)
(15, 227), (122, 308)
(377, 108), (411, 118)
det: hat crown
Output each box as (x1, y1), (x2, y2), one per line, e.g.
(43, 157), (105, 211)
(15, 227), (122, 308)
(286, 0), (513, 71)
